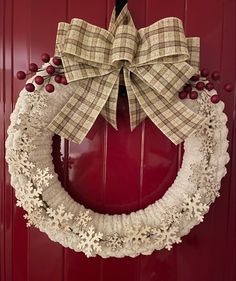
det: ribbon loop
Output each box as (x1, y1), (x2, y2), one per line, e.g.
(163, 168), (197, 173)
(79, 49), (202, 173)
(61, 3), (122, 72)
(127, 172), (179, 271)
(134, 17), (190, 66)
(47, 4), (205, 145)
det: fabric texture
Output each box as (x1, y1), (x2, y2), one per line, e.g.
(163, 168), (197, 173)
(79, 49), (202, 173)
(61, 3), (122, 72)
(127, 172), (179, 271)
(47, 4), (204, 145)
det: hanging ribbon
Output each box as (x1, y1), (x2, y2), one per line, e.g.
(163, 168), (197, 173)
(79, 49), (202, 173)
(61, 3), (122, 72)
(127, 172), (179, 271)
(47, 4), (204, 145)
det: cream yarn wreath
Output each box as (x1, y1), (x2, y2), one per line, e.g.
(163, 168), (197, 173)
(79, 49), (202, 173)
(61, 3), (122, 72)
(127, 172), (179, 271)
(6, 66), (229, 258)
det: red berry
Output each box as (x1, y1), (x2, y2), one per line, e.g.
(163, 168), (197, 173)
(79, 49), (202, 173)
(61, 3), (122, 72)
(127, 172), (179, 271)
(201, 68), (209, 77)
(184, 84), (192, 93)
(211, 95), (220, 104)
(41, 53), (50, 63)
(205, 82), (214, 91)
(29, 63), (38, 72)
(211, 71), (220, 81)
(224, 83), (233, 92)
(52, 57), (62, 66)
(45, 84), (55, 93)
(178, 91), (188, 99)
(196, 81), (205, 91)
(25, 83), (35, 92)
(46, 65), (55, 75)
(191, 74), (200, 81)
(16, 71), (26, 80)
(189, 91), (198, 99)
(61, 76), (68, 85)
(54, 75), (62, 83)
(35, 75), (44, 85)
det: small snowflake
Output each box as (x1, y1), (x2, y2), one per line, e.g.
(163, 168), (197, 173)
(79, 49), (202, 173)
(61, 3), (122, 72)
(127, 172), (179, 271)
(196, 121), (213, 138)
(24, 209), (44, 227)
(161, 206), (183, 226)
(16, 181), (43, 213)
(26, 92), (47, 112)
(190, 163), (202, 186)
(6, 150), (35, 176)
(47, 204), (74, 230)
(16, 112), (29, 126)
(153, 224), (181, 250)
(33, 167), (53, 188)
(124, 224), (151, 250)
(22, 92), (47, 118)
(190, 160), (217, 188)
(14, 113), (44, 136)
(197, 93), (214, 117)
(72, 210), (92, 232)
(183, 193), (209, 222)
(204, 183), (220, 203)
(78, 226), (103, 257)
(106, 233), (124, 251)
(200, 137), (217, 154)
(14, 133), (36, 152)
(200, 165), (218, 187)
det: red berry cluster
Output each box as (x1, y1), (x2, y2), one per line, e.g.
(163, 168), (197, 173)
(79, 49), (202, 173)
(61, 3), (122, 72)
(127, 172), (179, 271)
(178, 68), (233, 104)
(16, 53), (68, 93)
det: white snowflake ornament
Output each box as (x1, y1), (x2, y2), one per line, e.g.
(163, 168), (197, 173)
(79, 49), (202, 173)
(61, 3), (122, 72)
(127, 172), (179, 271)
(24, 209), (44, 227)
(13, 132), (36, 152)
(72, 210), (92, 233)
(78, 226), (103, 257)
(6, 150), (35, 176)
(15, 181), (43, 213)
(106, 233), (124, 251)
(153, 224), (181, 250)
(33, 167), (53, 188)
(47, 204), (74, 230)
(183, 193), (209, 222)
(124, 224), (151, 250)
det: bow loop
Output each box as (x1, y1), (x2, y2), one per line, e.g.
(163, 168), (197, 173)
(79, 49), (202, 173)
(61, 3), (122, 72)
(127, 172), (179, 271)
(62, 19), (113, 66)
(56, 19), (115, 82)
(47, 4), (205, 145)
(134, 17), (191, 66)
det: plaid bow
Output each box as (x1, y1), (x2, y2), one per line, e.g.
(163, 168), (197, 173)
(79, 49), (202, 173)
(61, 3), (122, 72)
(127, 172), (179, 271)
(47, 4), (204, 145)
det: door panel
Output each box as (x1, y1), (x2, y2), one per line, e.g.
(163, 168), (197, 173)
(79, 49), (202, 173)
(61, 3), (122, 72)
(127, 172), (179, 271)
(0, 0), (235, 281)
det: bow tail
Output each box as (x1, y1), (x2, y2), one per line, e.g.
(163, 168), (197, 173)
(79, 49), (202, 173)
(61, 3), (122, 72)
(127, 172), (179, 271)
(123, 68), (147, 130)
(127, 72), (205, 145)
(100, 78), (119, 130)
(133, 62), (199, 101)
(47, 72), (119, 144)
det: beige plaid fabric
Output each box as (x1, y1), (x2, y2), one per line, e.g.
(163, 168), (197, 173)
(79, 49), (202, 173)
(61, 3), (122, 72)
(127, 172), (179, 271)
(47, 4), (204, 145)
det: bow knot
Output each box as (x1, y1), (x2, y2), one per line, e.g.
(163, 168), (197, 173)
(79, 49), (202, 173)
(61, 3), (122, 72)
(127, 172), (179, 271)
(112, 24), (138, 65)
(47, 4), (205, 145)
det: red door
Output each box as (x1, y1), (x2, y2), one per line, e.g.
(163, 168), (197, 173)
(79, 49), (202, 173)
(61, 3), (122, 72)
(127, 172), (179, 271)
(1, 0), (235, 280)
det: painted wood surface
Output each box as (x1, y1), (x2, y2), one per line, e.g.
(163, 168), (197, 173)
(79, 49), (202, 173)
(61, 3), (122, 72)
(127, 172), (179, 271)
(0, 0), (235, 280)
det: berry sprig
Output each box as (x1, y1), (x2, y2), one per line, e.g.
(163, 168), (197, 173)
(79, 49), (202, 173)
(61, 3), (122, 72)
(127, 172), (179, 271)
(16, 53), (68, 93)
(178, 68), (234, 104)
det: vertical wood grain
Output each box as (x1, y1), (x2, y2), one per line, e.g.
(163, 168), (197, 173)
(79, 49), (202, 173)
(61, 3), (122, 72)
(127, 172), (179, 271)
(177, 1), (235, 281)
(4, 0), (14, 280)
(0, 0), (235, 280)
(12, 0), (30, 280)
(140, 0), (183, 211)
(218, 1), (236, 280)
(64, 1), (107, 281)
(139, 1), (184, 280)
(25, 1), (66, 281)
(0, 0), (6, 280)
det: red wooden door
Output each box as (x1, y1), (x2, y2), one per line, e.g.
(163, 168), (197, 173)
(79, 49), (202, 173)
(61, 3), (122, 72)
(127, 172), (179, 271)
(1, 0), (235, 280)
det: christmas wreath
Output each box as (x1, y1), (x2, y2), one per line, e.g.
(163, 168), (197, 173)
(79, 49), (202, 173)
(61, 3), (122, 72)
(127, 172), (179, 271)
(6, 5), (230, 258)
